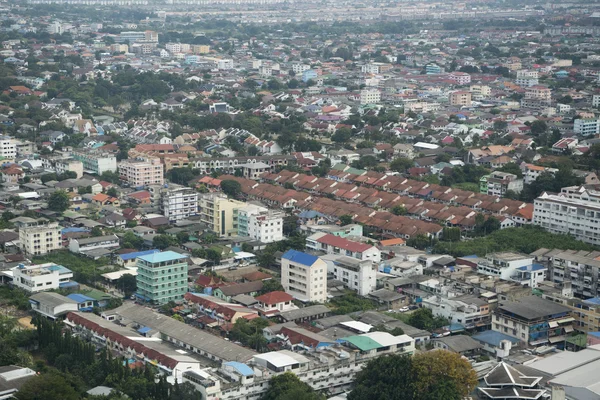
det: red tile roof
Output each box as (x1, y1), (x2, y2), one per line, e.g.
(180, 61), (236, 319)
(255, 291), (293, 304)
(316, 234), (373, 253)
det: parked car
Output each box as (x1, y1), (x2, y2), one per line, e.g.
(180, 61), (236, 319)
(399, 306), (410, 312)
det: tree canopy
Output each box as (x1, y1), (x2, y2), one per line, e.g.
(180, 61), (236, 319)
(261, 372), (325, 400)
(47, 190), (70, 212)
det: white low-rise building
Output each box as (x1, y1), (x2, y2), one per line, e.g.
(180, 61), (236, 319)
(12, 262), (74, 293)
(236, 205), (284, 243)
(306, 233), (381, 263)
(321, 255), (376, 296)
(69, 234), (120, 254)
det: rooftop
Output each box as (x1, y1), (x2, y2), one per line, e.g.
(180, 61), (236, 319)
(138, 251), (188, 264)
(498, 296), (571, 320)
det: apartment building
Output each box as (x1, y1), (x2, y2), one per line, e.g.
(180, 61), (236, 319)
(192, 155), (293, 176)
(0, 135), (16, 159)
(539, 284), (600, 334)
(533, 186), (600, 246)
(544, 250), (600, 298)
(574, 118), (600, 136)
(522, 163), (557, 185)
(306, 233), (381, 263)
(480, 171), (523, 197)
(477, 252), (545, 287)
(191, 44), (210, 54)
(515, 70), (539, 87)
(449, 91), (472, 107)
(19, 222), (62, 256)
(448, 71), (471, 85)
(292, 63), (310, 74)
(135, 251), (188, 305)
(159, 184), (199, 223)
(492, 296), (573, 347)
(361, 62), (393, 74)
(55, 158), (84, 178)
(469, 84), (491, 99)
(321, 255), (376, 296)
(281, 250), (327, 303)
(236, 204), (284, 243)
(12, 263), (74, 293)
(199, 193), (245, 237)
(71, 150), (117, 175)
(118, 157), (164, 187)
(593, 94), (600, 108)
(360, 89), (381, 105)
(422, 294), (490, 329)
(524, 85), (551, 102)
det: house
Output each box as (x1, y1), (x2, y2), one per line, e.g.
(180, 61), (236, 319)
(306, 233), (381, 263)
(213, 281), (263, 303)
(68, 235), (119, 254)
(29, 292), (79, 319)
(0, 366), (37, 399)
(92, 193), (120, 207)
(254, 291), (296, 316)
(433, 335), (483, 356)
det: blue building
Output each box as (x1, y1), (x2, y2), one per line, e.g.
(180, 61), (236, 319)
(302, 69), (318, 83)
(425, 64), (443, 75)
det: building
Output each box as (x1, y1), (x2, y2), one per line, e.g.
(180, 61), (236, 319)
(159, 184), (199, 223)
(135, 251), (188, 305)
(322, 255), (376, 296)
(522, 163), (557, 185)
(0, 135), (16, 159)
(360, 89), (381, 105)
(306, 233), (381, 263)
(492, 295), (573, 347)
(254, 291), (296, 316)
(425, 64), (443, 74)
(0, 366), (37, 399)
(477, 252), (544, 287)
(593, 94), (600, 108)
(533, 186), (600, 246)
(281, 250), (327, 303)
(524, 85), (551, 102)
(68, 235), (120, 254)
(480, 171), (523, 197)
(469, 84), (491, 99)
(292, 63), (310, 74)
(449, 91), (472, 107)
(29, 292), (79, 319)
(18, 222), (62, 256)
(422, 295), (491, 329)
(516, 69), (539, 87)
(236, 205), (284, 243)
(12, 263), (74, 293)
(448, 72), (471, 85)
(118, 157), (164, 187)
(198, 193), (246, 237)
(433, 335), (483, 356)
(71, 151), (117, 175)
(478, 362), (545, 400)
(574, 118), (600, 136)
(361, 62), (392, 74)
(543, 249), (600, 298)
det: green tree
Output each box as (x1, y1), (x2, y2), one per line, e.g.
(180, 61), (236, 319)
(339, 215), (353, 225)
(530, 120), (547, 135)
(15, 372), (79, 400)
(348, 355), (415, 400)
(331, 128), (353, 144)
(106, 187), (118, 197)
(116, 274), (137, 297)
(47, 190), (70, 212)
(407, 308), (448, 331)
(221, 179), (242, 199)
(390, 157), (414, 173)
(391, 205), (407, 215)
(261, 372), (325, 400)
(153, 234), (174, 250)
(412, 350), (477, 400)
(497, 162), (523, 178)
(172, 314), (184, 322)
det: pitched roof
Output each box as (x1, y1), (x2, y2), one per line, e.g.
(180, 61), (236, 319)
(316, 234), (373, 253)
(255, 291), (293, 304)
(216, 281), (263, 297)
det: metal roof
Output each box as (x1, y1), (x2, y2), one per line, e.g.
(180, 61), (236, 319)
(138, 251), (187, 264)
(281, 249), (319, 266)
(498, 296), (571, 320)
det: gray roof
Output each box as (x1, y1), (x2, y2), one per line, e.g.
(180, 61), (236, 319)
(369, 289), (405, 302)
(498, 296), (571, 320)
(313, 314), (354, 329)
(30, 292), (77, 307)
(75, 234), (119, 245)
(113, 303), (257, 362)
(279, 305), (331, 322)
(435, 335), (483, 353)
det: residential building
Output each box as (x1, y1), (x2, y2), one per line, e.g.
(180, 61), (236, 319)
(524, 85), (551, 102)
(448, 72), (471, 85)
(322, 255), (376, 296)
(292, 63), (310, 74)
(433, 335), (483, 356)
(68, 235), (120, 254)
(593, 94), (600, 108)
(423, 294), (491, 329)
(516, 69), (539, 87)
(480, 171), (523, 197)
(543, 249), (600, 298)
(306, 233), (381, 263)
(425, 64), (443, 74)
(55, 158), (84, 179)
(360, 89), (381, 105)
(361, 62), (392, 74)
(477, 252), (544, 287)
(0, 136), (16, 159)
(533, 186), (600, 246)
(574, 118), (600, 136)
(539, 288), (600, 334)
(522, 163), (557, 185)
(18, 222), (62, 256)
(469, 84), (491, 99)
(71, 150), (117, 174)
(199, 193), (246, 237)
(0, 366), (36, 399)
(492, 295), (573, 347)
(449, 91), (472, 107)
(159, 184), (199, 223)
(236, 204), (284, 243)
(254, 291), (296, 316)
(135, 251), (188, 305)
(12, 263), (74, 293)
(29, 292), (79, 319)
(281, 250), (327, 303)
(118, 157), (164, 187)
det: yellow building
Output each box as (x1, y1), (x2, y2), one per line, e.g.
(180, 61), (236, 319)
(192, 45), (210, 54)
(199, 193), (246, 237)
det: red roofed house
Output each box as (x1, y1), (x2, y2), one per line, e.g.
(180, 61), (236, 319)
(307, 233), (381, 262)
(1, 165), (23, 183)
(255, 291), (296, 316)
(92, 193), (120, 206)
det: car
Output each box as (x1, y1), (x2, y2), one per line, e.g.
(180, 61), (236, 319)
(398, 306), (410, 312)
(408, 305), (419, 310)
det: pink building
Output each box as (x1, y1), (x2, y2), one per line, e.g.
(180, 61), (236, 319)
(118, 157), (164, 188)
(448, 72), (471, 85)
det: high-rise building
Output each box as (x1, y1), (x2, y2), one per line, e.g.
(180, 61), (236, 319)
(236, 205), (284, 243)
(19, 222), (62, 256)
(159, 184), (199, 223)
(135, 251), (188, 305)
(198, 193), (245, 237)
(118, 157), (164, 188)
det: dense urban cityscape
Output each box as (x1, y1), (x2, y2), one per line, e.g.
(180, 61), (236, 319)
(0, 0), (597, 399)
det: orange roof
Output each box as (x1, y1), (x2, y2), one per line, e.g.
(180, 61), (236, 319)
(379, 238), (406, 246)
(92, 193), (109, 202)
(515, 204), (534, 220)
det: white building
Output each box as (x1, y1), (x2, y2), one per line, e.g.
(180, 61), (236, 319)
(71, 150), (117, 175)
(281, 250), (327, 303)
(469, 84), (491, 100)
(448, 72), (471, 85)
(593, 94), (600, 108)
(236, 205), (284, 243)
(218, 59), (234, 70)
(68, 235), (120, 254)
(522, 163), (557, 185)
(477, 252), (538, 283)
(291, 63), (310, 74)
(360, 89), (381, 105)
(422, 295), (490, 328)
(322, 255), (376, 296)
(306, 233), (381, 263)
(12, 263), (74, 293)
(533, 186), (600, 246)
(516, 70), (539, 87)
(0, 136), (16, 159)
(159, 184), (199, 223)
(18, 222), (62, 256)
(574, 119), (600, 136)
